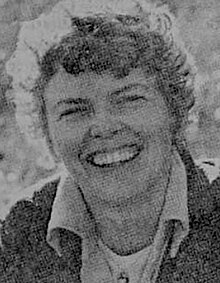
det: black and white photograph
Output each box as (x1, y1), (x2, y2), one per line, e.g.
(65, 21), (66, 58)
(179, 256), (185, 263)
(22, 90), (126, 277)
(0, 0), (220, 282)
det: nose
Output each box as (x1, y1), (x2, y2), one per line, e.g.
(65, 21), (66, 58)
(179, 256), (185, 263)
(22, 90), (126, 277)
(89, 113), (123, 138)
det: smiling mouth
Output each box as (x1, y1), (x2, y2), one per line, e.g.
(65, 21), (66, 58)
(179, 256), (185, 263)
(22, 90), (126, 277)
(85, 144), (143, 168)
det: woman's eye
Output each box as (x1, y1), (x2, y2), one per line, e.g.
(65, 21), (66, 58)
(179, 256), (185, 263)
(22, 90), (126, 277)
(116, 95), (145, 104)
(59, 106), (90, 119)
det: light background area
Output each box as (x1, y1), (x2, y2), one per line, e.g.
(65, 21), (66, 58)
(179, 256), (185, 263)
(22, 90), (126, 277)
(0, 0), (220, 219)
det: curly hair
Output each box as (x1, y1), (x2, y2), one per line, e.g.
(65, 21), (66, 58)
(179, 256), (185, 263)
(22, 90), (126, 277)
(32, 15), (195, 156)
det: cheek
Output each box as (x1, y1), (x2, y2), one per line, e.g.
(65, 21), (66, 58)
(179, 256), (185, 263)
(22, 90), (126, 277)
(60, 143), (79, 173)
(148, 119), (174, 160)
(149, 120), (173, 144)
(133, 108), (174, 165)
(49, 122), (84, 163)
(147, 127), (173, 167)
(121, 106), (173, 145)
(147, 103), (174, 146)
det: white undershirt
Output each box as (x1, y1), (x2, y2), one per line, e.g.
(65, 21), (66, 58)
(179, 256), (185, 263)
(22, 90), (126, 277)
(98, 239), (153, 283)
(47, 151), (189, 283)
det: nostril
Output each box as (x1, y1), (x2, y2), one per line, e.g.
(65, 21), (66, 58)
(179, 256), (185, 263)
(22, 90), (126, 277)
(89, 125), (120, 138)
(112, 129), (120, 135)
(0, 153), (5, 161)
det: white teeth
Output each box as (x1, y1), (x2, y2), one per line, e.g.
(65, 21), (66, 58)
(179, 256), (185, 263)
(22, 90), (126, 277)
(125, 152), (131, 160)
(112, 152), (121, 163)
(92, 148), (139, 166)
(106, 155), (113, 164)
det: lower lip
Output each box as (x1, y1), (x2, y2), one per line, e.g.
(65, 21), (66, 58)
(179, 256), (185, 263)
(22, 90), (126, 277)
(84, 146), (143, 168)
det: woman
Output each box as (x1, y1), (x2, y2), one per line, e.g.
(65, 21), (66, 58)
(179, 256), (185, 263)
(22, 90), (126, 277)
(1, 0), (220, 282)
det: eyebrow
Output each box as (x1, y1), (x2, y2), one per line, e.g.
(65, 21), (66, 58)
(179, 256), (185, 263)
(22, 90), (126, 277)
(55, 97), (91, 109)
(54, 83), (151, 109)
(110, 83), (151, 97)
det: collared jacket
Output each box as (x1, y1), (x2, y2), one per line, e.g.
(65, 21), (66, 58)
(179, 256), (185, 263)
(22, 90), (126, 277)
(1, 153), (220, 283)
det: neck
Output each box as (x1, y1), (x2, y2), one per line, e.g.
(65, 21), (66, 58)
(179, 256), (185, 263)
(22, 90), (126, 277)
(89, 180), (169, 256)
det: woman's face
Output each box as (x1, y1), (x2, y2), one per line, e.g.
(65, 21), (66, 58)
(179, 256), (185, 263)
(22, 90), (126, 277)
(45, 67), (175, 205)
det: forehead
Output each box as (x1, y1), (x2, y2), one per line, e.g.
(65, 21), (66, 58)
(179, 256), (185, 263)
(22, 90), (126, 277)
(44, 67), (157, 103)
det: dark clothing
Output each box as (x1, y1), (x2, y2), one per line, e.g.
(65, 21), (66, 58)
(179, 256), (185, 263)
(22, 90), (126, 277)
(1, 154), (220, 282)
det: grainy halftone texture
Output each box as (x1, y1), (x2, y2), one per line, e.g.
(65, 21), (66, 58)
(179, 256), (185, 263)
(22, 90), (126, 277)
(0, 1), (220, 282)
(1, 159), (220, 282)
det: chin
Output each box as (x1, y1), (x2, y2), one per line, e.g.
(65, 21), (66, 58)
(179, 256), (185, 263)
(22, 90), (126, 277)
(73, 151), (161, 204)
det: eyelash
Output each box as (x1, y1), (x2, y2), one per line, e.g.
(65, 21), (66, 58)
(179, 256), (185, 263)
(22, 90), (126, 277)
(116, 95), (145, 104)
(59, 106), (90, 119)
(59, 95), (146, 120)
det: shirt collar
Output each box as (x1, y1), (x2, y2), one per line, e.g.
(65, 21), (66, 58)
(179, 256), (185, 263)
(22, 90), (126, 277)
(159, 150), (189, 257)
(47, 150), (189, 258)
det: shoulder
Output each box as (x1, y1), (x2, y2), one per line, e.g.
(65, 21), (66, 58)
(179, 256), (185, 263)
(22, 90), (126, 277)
(0, 178), (59, 248)
(185, 157), (220, 220)
(166, 156), (220, 281)
(172, 205), (220, 282)
(174, 158), (220, 280)
(0, 178), (82, 282)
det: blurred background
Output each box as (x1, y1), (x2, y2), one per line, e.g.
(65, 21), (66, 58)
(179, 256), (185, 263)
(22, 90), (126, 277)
(0, 0), (220, 219)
